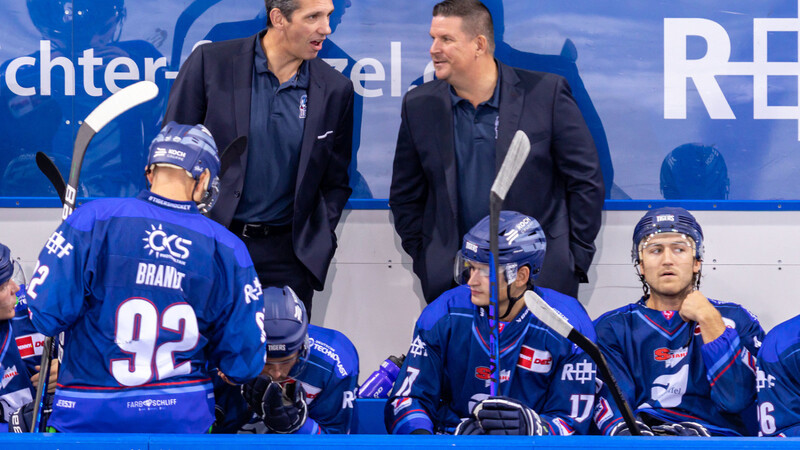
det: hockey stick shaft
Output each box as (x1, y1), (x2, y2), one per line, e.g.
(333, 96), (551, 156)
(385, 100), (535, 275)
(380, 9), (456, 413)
(35, 152), (67, 204)
(523, 291), (642, 435)
(488, 202), (501, 396)
(486, 130), (531, 395)
(31, 81), (159, 432)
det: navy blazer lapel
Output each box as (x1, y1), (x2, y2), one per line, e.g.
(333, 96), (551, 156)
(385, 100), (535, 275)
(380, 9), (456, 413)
(496, 62), (524, 166)
(432, 82), (458, 221)
(233, 37), (255, 168)
(296, 59), (326, 192)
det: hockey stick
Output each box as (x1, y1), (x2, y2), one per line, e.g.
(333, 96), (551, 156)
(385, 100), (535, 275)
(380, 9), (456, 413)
(523, 290), (642, 435)
(31, 80), (159, 432)
(487, 130), (531, 395)
(35, 152), (66, 204)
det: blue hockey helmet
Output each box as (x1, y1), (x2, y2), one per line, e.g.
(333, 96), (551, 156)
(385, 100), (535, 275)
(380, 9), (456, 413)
(455, 210), (547, 284)
(660, 143), (729, 200)
(632, 207), (704, 263)
(0, 243), (12, 286)
(147, 122), (221, 213)
(263, 286), (309, 378)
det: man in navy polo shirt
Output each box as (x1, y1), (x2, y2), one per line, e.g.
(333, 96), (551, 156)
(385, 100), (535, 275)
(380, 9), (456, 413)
(165, 0), (355, 317)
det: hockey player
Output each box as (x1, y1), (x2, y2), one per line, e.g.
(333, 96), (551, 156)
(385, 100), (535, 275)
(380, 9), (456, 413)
(213, 285), (358, 434)
(385, 211), (597, 435)
(0, 243), (35, 430)
(594, 207), (763, 436)
(23, 122), (266, 433)
(756, 315), (800, 436)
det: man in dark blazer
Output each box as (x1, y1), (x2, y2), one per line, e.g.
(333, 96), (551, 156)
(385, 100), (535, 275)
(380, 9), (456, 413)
(164, 0), (353, 315)
(390, 0), (604, 303)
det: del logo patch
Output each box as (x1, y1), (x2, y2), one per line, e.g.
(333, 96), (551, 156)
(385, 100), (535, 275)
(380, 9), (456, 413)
(517, 345), (552, 373)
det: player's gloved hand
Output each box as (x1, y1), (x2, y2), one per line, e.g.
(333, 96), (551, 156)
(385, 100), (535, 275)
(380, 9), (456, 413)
(454, 417), (484, 435)
(472, 396), (548, 436)
(240, 375), (271, 417)
(9, 396), (54, 433)
(651, 421), (711, 437)
(608, 419), (655, 436)
(261, 380), (308, 434)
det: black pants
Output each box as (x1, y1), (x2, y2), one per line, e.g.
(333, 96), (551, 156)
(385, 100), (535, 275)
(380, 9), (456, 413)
(234, 225), (315, 319)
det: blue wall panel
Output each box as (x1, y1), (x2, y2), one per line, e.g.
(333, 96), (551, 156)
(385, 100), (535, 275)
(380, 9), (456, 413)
(2, 0), (800, 207)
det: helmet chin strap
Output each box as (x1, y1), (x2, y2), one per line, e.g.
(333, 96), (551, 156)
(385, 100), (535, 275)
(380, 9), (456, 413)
(500, 283), (526, 320)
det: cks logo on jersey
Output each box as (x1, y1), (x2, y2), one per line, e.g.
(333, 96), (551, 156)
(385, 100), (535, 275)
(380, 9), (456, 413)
(517, 346), (552, 373)
(653, 346), (688, 368)
(143, 224), (192, 265)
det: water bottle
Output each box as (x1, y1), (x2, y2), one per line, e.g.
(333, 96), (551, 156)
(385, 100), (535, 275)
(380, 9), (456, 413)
(357, 354), (405, 399)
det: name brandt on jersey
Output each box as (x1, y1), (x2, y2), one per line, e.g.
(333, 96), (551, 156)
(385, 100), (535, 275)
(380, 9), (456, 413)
(135, 262), (185, 290)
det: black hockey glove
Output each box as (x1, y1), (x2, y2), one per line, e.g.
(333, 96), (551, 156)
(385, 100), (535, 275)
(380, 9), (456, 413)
(472, 396), (548, 436)
(608, 419), (655, 436)
(9, 396), (53, 433)
(651, 421), (711, 437)
(261, 380), (308, 434)
(454, 417), (484, 435)
(240, 375), (272, 417)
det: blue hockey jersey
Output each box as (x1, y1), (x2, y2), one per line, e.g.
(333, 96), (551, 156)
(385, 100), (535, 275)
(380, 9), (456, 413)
(25, 190), (266, 433)
(214, 324), (359, 434)
(385, 285), (597, 435)
(757, 314), (800, 437)
(0, 319), (34, 425)
(11, 285), (45, 375)
(594, 297), (763, 436)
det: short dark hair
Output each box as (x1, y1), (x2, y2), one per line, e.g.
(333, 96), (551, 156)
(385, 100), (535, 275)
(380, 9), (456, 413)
(265, 0), (300, 27)
(432, 0), (494, 53)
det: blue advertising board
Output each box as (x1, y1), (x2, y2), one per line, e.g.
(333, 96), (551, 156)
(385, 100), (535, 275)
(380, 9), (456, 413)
(1, 0), (800, 208)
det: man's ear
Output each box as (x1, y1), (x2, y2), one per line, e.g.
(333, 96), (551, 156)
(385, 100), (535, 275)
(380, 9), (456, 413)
(269, 7), (287, 28)
(193, 170), (210, 202)
(474, 34), (488, 56)
(514, 265), (530, 288)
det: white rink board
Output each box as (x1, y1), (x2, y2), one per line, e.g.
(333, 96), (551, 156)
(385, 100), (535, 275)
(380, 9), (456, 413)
(2, 208), (799, 383)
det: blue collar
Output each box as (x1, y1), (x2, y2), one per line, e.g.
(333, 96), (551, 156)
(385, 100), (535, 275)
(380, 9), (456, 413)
(449, 60), (501, 108)
(137, 190), (198, 213)
(254, 30), (310, 89)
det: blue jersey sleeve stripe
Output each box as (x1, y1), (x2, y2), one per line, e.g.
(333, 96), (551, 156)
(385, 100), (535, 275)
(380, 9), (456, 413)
(660, 407), (704, 421)
(602, 417), (624, 435)
(709, 348), (741, 386)
(704, 329), (740, 374)
(391, 409), (432, 434)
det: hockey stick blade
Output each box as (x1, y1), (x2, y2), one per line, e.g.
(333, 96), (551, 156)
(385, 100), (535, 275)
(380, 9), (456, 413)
(32, 80), (159, 432)
(523, 291), (642, 436)
(35, 152), (67, 203)
(490, 130), (530, 201)
(62, 80), (158, 220)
